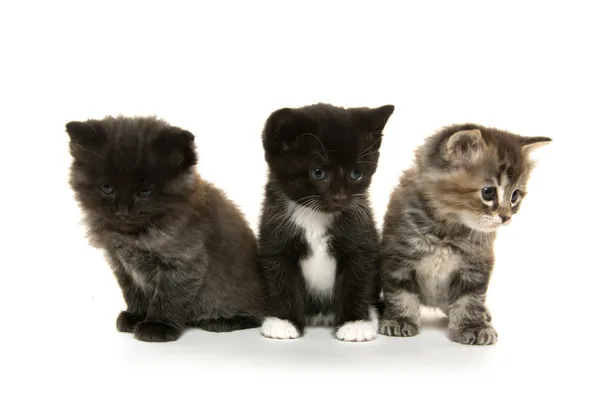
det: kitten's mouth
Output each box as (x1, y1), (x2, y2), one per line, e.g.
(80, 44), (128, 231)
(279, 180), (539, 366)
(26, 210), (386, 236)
(108, 220), (148, 234)
(323, 197), (352, 212)
(323, 202), (351, 213)
(457, 211), (503, 233)
(295, 197), (350, 213)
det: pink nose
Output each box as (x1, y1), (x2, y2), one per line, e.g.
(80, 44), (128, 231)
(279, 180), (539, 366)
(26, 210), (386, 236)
(331, 194), (348, 204)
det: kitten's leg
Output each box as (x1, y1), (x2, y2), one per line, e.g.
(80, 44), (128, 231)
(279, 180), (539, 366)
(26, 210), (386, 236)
(136, 295), (188, 343)
(379, 266), (421, 337)
(134, 267), (202, 343)
(116, 311), (145, 333)
(447, 270), (497, 345)
(135, 321), (183, 342)
(106, 254), (147, 333)
(333, 258), (378, 343)
(260, 258), (306, 340)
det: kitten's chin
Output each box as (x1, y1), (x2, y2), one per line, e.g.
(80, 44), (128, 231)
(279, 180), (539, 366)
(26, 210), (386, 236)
(291, 199), (340, 214)
(321, 204), (346, 213)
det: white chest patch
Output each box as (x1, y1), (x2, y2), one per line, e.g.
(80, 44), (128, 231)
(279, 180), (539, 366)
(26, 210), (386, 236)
(289, 202), (337, 297)
(415, 245), (460, 311)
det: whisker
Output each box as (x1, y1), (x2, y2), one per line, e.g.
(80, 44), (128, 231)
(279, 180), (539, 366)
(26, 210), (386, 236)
(357, 137), (382, 159)
(300, 133), (327, 160)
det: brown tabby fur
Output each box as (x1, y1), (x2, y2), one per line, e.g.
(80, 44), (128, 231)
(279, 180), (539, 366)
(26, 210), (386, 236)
(379, 123), (550, 345)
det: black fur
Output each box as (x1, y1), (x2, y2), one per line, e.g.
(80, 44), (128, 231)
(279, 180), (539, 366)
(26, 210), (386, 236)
(67, 116), (266, 342)
(258, 103), (394, 339)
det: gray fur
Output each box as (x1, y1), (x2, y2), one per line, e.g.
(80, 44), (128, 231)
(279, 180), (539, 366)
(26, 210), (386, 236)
(379, 123), (550, 345)
(67, 116), (265, 342)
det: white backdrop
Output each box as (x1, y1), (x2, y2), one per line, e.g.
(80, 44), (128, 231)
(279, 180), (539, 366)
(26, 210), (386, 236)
(1, 1), (598, 410)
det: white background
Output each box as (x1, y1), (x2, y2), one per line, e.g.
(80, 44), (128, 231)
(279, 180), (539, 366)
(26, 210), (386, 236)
(1, 1), (598, 410)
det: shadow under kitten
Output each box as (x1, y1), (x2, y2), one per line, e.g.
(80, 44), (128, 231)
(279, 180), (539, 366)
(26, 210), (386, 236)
(67, 116), (265, 342)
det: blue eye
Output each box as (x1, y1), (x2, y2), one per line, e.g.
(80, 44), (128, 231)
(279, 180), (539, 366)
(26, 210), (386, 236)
(310, 168), (327, 181)
(100, 185), (114, 195)
(511, 190), (519, 204)
(139, 189), (152, 198)
(349, 169), (363, 181)
(481, 186), (496, 201)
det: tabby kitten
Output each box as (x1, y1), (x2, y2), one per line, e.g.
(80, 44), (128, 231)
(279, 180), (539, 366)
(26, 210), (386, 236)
(67, 116), (265, 342)
(258, 103), (394, 342)
(379, 124), (550, 345)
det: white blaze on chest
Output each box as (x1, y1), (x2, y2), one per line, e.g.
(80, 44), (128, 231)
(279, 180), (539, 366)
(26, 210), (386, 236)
(289, 203), (337, 297)
(415, 245), (460, 310)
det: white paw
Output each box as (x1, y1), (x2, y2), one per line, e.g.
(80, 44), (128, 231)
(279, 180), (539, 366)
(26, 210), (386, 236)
(261, 317), (300, 340)
(335, 320), (376, 342)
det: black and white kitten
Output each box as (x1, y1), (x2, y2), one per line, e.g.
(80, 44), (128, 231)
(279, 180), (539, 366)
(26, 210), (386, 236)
(67, 116), (265, 342)
(258, 103), (394, 342)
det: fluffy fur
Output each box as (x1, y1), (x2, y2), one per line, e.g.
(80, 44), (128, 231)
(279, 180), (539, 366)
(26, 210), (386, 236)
(258, 103), (394, 342)
(379, 124), (550, 345)
(67, 116), (265, 342)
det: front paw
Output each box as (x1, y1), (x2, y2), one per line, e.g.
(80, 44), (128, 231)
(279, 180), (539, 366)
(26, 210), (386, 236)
(450, 325), (498, 345)
(261, 317), (301, 340)
(378, 318), (419, 337)
(335, 321), (376, 342)
(133, 321), (182, 342)
(116, 311), (144, 333)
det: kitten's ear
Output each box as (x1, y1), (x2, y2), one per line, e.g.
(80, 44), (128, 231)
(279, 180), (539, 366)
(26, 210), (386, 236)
(154, 128), (197, 168)
(352, 105), (395, 139)
(264, 108), (296, 136)
(66, 120), (106, 160)
(262, 108), (306, 153)
(520, 136), (552, 152)
(65, 121), (105, 146)
(445, 129), (486, 162)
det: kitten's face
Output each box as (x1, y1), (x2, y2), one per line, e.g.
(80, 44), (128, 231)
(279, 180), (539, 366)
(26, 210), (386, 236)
(66, 117), (198, 234)
(420, 126), (550, 232)
(262, 103), (394, 213)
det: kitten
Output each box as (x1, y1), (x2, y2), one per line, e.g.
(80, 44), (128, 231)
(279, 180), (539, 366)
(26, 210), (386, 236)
(67, 116), (265, 342)
(258, 103), (394, 342)
(379, 124), (550, 345)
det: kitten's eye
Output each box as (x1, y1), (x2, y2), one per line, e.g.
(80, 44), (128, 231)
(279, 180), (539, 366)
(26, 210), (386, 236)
(139, 189), (152, 198)
(100, 185), (114, 195)
(349, 169), (363, 181)
(511, 190), (519, 204)
(481, 186), (496, 201)
(310, 168), (327, 181)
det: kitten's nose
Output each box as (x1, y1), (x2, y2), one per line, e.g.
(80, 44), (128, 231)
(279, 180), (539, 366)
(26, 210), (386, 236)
(500, 215), (511, 223)
(331, 193), (349, 205)
(116, 205), (131, 220)
(117, 211), (131, 220)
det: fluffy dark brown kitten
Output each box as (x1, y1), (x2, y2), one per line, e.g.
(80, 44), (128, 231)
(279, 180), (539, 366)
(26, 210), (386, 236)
(67, 116), (265, 342)
(258, 103), (394, 342)
(379, 124), (550, 345)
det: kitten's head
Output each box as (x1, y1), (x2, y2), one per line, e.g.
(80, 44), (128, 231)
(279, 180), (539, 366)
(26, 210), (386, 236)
(262, 103), (394, 212)
(66, 116), (198, 234)
(417, 124), (550, 232)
